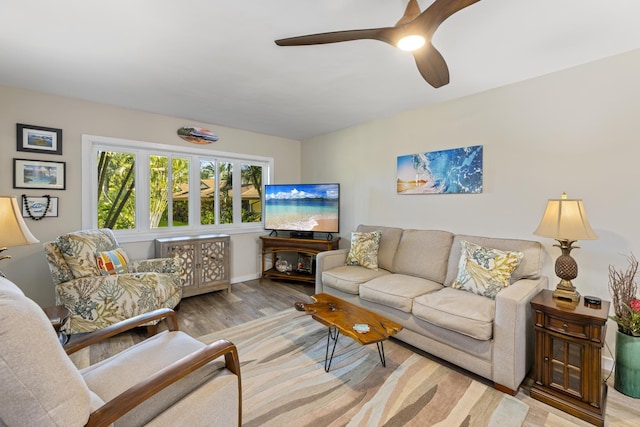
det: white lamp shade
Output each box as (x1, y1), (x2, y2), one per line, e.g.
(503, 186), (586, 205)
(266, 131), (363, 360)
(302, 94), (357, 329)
(0, 196), (39, 247)
(534, 196), (598, 241)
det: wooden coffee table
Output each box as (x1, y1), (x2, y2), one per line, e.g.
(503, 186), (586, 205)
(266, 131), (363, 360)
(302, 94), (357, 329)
(294, 293), (403, 372)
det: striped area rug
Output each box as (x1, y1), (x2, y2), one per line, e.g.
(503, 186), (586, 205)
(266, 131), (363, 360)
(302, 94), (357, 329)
(199, 309), (529, 427)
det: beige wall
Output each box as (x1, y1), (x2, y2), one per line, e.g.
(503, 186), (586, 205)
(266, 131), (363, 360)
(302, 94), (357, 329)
(0, 85), (301, 306)
(301, 48), (640, 355)
(3, 48), (639, 355)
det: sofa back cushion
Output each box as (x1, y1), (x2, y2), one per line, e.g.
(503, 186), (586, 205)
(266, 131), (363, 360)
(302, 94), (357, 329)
(0, 277), (91, 426)
(356, 225), (404, 271)
(444, 234), (543, 287)
(392, 229), (454, 283)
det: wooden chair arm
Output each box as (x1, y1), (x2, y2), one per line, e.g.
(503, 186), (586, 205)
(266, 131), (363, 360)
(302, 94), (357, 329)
(64, 308), (179, 355)
(85, 339), (241, 427)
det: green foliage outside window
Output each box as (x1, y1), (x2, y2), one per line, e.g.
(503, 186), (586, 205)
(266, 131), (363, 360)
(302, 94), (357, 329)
(98, 151), (264, 230)
(97, 151), (135, 230)
(242, 164), (262, 223)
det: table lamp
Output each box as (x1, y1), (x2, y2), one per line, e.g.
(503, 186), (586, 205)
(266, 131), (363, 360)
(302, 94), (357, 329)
(533, 193), (598, 302)
(0, 196), (39, 277)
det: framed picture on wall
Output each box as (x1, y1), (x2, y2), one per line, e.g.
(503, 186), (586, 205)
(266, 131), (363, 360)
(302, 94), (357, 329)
(396, 145), (483, 195)
(13, 158), (66, 190)
(21, 195), (59, 218)
(16, 123), (63, 155)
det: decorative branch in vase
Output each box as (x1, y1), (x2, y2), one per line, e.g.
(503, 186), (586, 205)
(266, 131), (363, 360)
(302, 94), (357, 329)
(608, 253), (640, 398)
(609, 254), (640, 336)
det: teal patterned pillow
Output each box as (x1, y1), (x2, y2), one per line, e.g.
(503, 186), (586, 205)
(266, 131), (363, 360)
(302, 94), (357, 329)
(451, 240), (524, 299)
(345, 231), (382, 270)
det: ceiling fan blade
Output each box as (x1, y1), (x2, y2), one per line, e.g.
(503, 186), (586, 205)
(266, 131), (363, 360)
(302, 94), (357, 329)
(396, 0), (422, 26)
(275, 0), (481, 88)
(410, 0), (481, 37)
(412, 43), (450, 88)
(275, 28), (391, 46)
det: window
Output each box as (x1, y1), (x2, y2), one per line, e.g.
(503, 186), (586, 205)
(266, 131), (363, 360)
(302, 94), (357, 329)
(241, 164), (263, 223)
(97, 150), (136, 230)
(150, 155), (190, 228)
(83, 135), (272, 239)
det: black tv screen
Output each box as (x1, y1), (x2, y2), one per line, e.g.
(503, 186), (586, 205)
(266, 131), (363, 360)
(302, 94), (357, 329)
(264, 183), (340, 233)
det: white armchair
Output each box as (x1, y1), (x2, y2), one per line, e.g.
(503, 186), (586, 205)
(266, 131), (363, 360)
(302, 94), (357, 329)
(0, 277), (241, 427)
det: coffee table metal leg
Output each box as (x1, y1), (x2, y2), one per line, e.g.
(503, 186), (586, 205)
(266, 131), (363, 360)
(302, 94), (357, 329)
(377, 341), (386, 367)
(325, 326), (339, 372)
(324, 328), (388, 371)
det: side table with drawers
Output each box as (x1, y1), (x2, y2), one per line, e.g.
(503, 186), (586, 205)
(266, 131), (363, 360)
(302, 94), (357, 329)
(530, 289), (610, 426)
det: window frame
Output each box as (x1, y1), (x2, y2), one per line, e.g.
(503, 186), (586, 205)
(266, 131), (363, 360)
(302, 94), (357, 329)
(82, 134), (273, 243)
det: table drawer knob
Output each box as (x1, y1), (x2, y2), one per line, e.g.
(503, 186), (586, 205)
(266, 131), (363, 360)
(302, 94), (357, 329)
(563, 323), (569, 331)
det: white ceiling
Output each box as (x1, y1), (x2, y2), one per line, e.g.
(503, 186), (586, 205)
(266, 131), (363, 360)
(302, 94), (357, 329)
(2, 0), (640, 141)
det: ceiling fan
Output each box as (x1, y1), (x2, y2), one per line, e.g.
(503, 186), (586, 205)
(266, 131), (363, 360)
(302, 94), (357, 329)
(275, 0), (481, 88)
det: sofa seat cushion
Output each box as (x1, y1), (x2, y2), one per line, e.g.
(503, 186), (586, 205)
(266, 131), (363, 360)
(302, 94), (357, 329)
(412, 287), (495, 341)
(360, 274), (443, 313)
(323, 265), (390, 295)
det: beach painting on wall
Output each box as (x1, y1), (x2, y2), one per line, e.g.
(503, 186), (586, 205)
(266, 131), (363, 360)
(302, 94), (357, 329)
(397, 145), (483, 194)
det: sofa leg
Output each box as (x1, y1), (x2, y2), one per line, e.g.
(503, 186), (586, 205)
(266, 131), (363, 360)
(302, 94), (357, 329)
(493, 382), (517, 396)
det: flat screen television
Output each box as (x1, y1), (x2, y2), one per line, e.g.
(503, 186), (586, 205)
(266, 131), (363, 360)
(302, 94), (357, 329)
(264, 183), (340, 238)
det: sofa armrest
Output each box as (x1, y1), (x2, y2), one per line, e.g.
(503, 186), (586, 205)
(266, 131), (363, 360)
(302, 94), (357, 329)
(314, 249), (349, 293)
(492, 276), (549, 393)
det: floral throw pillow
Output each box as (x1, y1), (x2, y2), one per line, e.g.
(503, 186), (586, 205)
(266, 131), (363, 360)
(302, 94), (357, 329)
(451, 240), (524, 299)
(345, 231), (382, 270)
(96, 248), (130, 275)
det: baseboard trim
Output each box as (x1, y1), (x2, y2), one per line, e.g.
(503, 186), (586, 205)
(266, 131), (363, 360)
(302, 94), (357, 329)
(231, 273), (260, 284)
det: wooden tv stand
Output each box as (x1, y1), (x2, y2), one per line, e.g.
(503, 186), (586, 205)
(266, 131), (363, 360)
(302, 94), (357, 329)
(260, 236), (340, 284)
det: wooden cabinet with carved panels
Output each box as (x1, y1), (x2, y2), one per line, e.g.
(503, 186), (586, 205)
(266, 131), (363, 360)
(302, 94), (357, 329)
(155, 234), (230, 297)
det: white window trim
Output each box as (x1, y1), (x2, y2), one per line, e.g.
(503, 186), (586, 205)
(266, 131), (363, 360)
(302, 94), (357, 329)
(82, 134), (273, 243)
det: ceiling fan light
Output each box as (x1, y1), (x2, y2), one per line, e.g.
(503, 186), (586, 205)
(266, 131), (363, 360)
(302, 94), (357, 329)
(397, 35), (425, 51)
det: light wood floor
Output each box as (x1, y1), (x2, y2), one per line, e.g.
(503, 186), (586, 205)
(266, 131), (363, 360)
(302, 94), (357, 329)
(68, 278), (640, 426)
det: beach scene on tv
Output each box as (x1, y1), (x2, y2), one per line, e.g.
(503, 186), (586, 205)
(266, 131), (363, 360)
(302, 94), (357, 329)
(264, 184), (339, 233)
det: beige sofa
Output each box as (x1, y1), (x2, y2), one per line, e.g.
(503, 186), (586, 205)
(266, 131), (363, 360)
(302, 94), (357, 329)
(315, 225), (548, 394)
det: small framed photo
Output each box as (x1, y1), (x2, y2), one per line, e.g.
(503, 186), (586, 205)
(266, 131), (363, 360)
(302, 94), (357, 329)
(16, 123), (63, 155)
(13, 158), (66, 190)
(21, 196), (59, 218)
(296, 253), (313, 274)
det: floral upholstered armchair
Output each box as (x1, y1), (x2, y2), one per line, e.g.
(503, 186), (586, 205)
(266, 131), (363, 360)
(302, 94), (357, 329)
(44, 228), (182, 335)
